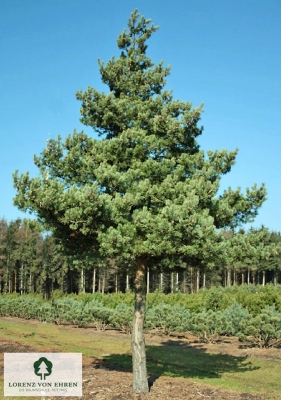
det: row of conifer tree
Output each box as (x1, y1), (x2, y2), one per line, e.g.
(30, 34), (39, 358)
(0, 217), (280, 298)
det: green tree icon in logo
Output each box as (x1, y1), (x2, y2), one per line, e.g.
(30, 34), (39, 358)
(33, 357), (53, 380)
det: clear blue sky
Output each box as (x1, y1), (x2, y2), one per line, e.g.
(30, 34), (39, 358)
(1, 0), (280, 232)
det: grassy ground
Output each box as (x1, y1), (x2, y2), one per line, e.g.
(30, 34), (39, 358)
(1, 318), (281, 399)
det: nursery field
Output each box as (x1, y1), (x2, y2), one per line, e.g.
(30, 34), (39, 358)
(2, 285), (281, 347)
(1, 316), (281, 399)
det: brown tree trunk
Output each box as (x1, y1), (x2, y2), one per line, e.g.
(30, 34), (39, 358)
(131, 257), (149, 393)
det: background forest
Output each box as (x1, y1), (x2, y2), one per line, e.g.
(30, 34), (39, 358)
(0, 217), (280, 298)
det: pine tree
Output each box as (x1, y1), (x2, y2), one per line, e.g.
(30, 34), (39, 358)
(225, 227), (279, 285)
(13, 10), (266, 393)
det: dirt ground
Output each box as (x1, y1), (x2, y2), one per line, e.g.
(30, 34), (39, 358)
(1, 320), (278, 400)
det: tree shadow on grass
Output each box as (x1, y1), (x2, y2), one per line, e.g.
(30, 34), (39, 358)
(96, 339), (260, 388)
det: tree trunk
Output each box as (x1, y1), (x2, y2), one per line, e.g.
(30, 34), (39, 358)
(102, 269), (105, 294)
(202, 270), (206, 290)
(183, 271), (187, 293)
(170, 272), (174, 293)
(159, 272), (163, 292)
(190, 267), (193, 293)
(9, 270), (12, 293)
(20, 263), (24, 295)
(196, 269), (200, 292)
(176, 272), (179, 292)
(4, 256), (9, 294)
(80, 268), (85, 294)
(92, 267), (96, 293)
(247, 268), (250, 285)
(227, 268), (231, 287)
(126, 273), (130, 292)
(29, 273), (33, 294)
(131, 257), (149, 393)
(262, 270), (266, 286)
(14, 270), (17, 293)
(274, 269), (278, 286)
(241, 270), (245, 285)
(146, 267), (150, 294)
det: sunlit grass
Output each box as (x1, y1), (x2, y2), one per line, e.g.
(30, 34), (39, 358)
(0, 320), (131, 357)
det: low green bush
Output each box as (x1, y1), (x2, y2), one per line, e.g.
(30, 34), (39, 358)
(84, 299), (113, 330)
(109, 303), (133, 333)
(244, 305), (281, 347)
(145, 303), (191, 335)
(221, 301), (250, 336)
(190, 309), (228, 343)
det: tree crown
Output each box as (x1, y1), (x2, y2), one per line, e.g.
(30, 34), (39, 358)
(13, 10), (266, 267)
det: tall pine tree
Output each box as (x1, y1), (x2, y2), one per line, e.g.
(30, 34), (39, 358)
(13, 10), (266, 393)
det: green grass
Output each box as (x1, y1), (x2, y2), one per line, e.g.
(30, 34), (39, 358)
(1, 319), (281, 399)
(0, 320), (131, 356)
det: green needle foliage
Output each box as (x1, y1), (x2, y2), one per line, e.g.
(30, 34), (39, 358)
(12, 10), (266, 393)
(244, 305), (281, 348)
(13, 10), (265, 265)
(146, 303), (191, 335)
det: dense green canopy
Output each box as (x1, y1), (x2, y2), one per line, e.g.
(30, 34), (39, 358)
(13, 10), (266, 268)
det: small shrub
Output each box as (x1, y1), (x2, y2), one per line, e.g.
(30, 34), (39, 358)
(109, 303), (133, 333)
(38, 303), (54, 323)
(205, 286), (232, 311)
(85, 300), (113, 330)
(244, 305), (281, 348)
(190, 309), (228, 343)
(222, 301), (250, 336)
(145, 303), (191, 335)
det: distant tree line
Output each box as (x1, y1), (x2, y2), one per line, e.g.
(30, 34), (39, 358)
(0, 218), (280, 297)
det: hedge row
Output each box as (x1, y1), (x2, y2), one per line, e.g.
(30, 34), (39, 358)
(68, 284), (281, 316)
(1, 287), (281, 347)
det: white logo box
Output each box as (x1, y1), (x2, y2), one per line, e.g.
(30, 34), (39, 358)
(4, 353), (82, 397)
